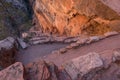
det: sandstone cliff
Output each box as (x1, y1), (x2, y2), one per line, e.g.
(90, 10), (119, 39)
(34, 0), (120, 36)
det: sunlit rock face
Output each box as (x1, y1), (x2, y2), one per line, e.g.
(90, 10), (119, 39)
(34, 0), (120, 36)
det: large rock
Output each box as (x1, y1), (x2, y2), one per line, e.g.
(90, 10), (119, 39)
(47, 62), (59, 80)
(25, 60), (51, 80)
(63, 52), (103, 80)
(34, 0), (120, 36)
(25, 60), (71, 80)
(0, 62), (24, 80)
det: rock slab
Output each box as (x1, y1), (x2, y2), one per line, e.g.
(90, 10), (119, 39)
(0, 62), (24, 80)
(63, 52), (103, 80)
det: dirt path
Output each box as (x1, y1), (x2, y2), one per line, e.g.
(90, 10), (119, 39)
(42, 34), (120, 66)
(16, 43), (69, 64)
(17, 34), (120, 66)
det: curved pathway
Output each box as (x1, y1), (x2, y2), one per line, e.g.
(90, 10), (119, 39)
(16, 34), (120, 66)
(16, 43), (69, 64)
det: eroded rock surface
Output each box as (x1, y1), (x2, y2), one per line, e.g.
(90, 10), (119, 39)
(0, 62), (24, 80)
(33, 0), (120, 36)
(25, 60), (51, 80)
(63, 52), (103, 80)
(25, 60), (71, 80)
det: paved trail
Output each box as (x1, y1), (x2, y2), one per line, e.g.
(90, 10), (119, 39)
(17, 34), (120, 66)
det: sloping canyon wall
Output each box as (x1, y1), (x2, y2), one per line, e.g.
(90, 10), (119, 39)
(34, 0), (120, 36)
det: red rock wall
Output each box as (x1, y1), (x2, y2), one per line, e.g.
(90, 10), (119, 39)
(34, 0), (120, 36)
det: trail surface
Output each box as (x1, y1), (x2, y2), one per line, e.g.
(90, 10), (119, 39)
(17, 34), (120, 66)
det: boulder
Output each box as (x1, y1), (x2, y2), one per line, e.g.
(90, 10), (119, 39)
(0, 62), (24, 80)
(63, 52), (103, 80)
(25, 60), (71, 80)
(47, 62), (59, 80)
(25, 60), (51, 80)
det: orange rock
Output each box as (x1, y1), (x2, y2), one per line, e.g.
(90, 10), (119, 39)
(67, 15), (89, 36)
(34, 0), (120, 36)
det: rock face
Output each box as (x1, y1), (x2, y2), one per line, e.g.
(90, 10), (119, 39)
(0, 62), (24, 80)
(0, 37), (17, 68)
(34, 0), (120, 36)
(63, 52), (103, 80)
(25, 60), (71, 80)
(25, 60), (51, 80)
